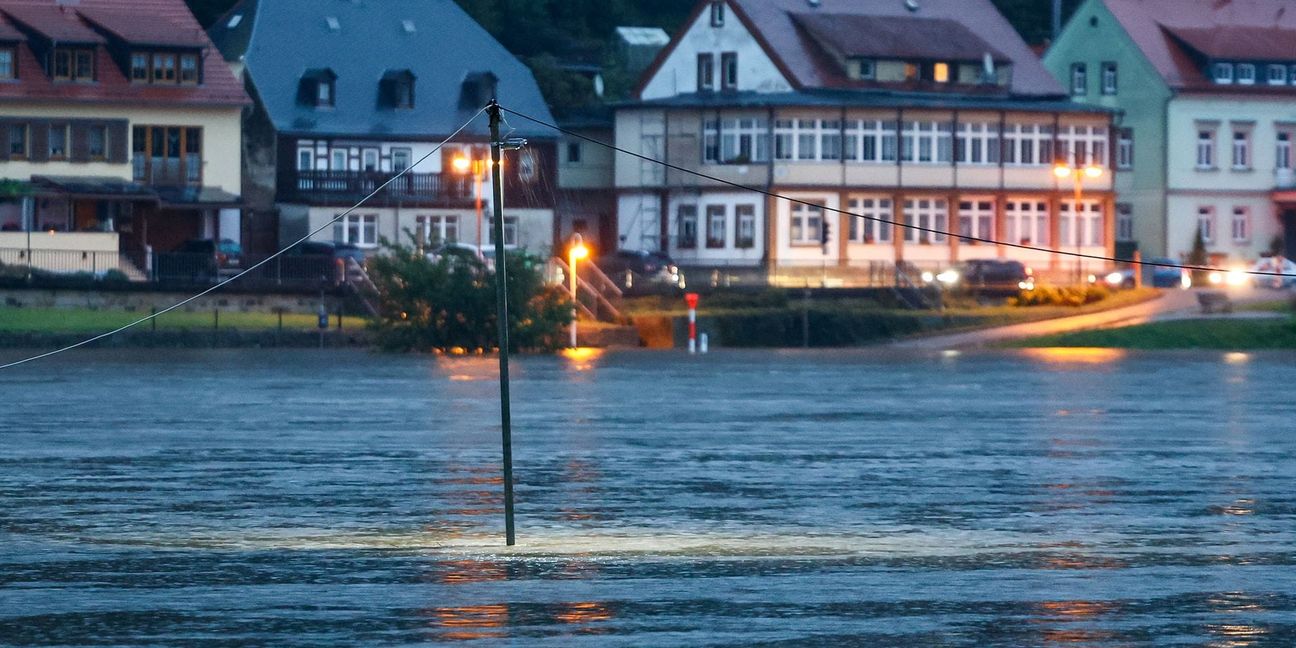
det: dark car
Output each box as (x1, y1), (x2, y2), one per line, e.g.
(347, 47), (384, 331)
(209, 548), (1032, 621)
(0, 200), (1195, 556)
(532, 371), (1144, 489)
(159, 238), (242, 282)
(288, 241), (368, 283)
(595, 249), (685, 293)
(1147, 257), (1191, 289)
(940, 259), (1034, 296)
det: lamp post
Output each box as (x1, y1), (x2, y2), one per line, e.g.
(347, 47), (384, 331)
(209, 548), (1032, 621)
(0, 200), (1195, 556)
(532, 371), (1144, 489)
(568, 234), (588, 348)
(452, 153), (487, 249)
(1053, 162), (1103, 284)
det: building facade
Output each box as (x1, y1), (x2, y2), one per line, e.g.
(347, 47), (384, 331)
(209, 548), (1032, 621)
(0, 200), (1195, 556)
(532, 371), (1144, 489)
(0, 0), (245, 277)
(1045, 0), (1296, 262)
(617, 0), (1116, 286)
(209, 0), (557, 259)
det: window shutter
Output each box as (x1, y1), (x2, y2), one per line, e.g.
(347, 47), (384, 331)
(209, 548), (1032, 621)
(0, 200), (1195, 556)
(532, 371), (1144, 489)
(108, 120), (128, 163)
(29, 120), (48, 162)
(70, 121), (89, 162)
(0, 119), (10, 157)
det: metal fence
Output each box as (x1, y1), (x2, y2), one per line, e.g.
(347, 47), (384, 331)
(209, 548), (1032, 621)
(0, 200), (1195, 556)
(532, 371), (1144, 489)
(0, 247), (348, 291)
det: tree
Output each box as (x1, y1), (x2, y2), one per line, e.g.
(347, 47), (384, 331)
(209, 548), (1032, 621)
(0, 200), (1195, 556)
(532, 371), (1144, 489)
(1188, 225), (1209, 286)
(366, 238), (572, 352)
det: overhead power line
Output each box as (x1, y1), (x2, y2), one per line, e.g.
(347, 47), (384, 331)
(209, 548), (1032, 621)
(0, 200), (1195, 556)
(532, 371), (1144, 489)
(0, 107), (488, 371)
(497, 104), (1295, 280)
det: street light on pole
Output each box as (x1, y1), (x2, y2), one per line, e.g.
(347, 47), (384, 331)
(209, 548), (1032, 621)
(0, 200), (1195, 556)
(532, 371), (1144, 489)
(1053, 162), (1103, 284)
(452, 152), (487, 250)
(568, 234), (588, 348)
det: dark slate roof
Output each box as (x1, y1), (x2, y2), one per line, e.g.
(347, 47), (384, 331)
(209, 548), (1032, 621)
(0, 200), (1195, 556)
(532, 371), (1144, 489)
(727, 0), (1065, 96)
(210, 0), (555, 140)
(792, 13), (1010, 63)
(622, 90), (1116, 115)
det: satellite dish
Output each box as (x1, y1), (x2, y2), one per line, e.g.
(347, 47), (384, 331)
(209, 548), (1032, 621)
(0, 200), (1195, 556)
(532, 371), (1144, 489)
(904, 0), (919, 12)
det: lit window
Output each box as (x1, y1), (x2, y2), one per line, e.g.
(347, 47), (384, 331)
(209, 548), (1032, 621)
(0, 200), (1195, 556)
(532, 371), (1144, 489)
(933, 62), (950, 83)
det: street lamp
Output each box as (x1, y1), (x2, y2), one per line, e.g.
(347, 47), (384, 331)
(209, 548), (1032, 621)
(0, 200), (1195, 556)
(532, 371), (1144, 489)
(568, 234), (589, 348)
(1053, 162), (1103, 284)
(452, 151), (488, 250)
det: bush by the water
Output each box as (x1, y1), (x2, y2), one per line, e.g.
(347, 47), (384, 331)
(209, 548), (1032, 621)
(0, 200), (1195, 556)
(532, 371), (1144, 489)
(1009, 284), (1111, 307)
(366, 240), (572, 352)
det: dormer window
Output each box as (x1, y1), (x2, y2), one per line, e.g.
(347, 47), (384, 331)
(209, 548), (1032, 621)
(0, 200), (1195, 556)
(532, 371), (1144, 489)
(380, 69), (415, 109)
(850, 59), (875, 80)
(1269, 64), (1287, 85)
(53, 47), (94, 82)
(0, 47), (14, 80)
(129, 51), (200, 85)
(933, 62), (950, 83)
(180, 55), (199, 84)
(1214, 62), (1234, 84)
(710, 1), (725, 27)
(1237, 63), (1255, 85)
(152, 54), (176, 83)
(299, 68), (337, 108)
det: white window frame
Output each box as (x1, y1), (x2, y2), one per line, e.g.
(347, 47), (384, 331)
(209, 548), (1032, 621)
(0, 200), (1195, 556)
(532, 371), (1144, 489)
(1232, 129), (1250, 170)
(331, 148), (347, 171)
(789, 202), (824, 246)
(901, 121), (951, 164)
(842, 119), (895, 162)
(957, 199), (995, 243)
(847, 196), (892, 244)
(1197, 206), (1216, 244)
(1070, 62), (1086, 95)
(1277, 131), (1292, 170)
(707, 118), (770, 164)
(1231, 206), (1250, 243)
(705, 204), (727, 249)
(856, 59), (875, 80)
(902, 198), (948, 244)
(489, 216), (519, 248)
(1116, 203), (1134, 242)
(416, 214), (459, 245)
(1269, 64), (1288, 86)
(1060, 200), (1103, 247)
(1003, 124), (1051, 167)
(297, 148), (314, 170)
(1101, 61), (1118, 95)
(735, 204), (756, 248)
(1005, 200), (1049, 246)
(1237, 63), (1256, 85)
(697, 54), (715, 92)
(335, 213), (378, 248)
(819, 120), (842, 161)
(956, 122), (1000, 165)
(1214, 62), (1234, 84)
(676, 204), (698, 249)
(1196, 129), (1215, 169)
(1116, 128), (1133, 170)
(1058, 125), (1106, 168)
(720, 52), (738, 90)
(709, 1), (725, 27)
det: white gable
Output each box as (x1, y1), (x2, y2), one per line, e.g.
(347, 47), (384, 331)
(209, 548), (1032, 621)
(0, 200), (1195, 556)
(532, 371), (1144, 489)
(639, 1), (793, 100)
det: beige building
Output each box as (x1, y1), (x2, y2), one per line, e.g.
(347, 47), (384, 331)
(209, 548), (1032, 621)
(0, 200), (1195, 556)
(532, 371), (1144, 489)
(0, 0), (246, 277)
(618, 0), (1117, 286)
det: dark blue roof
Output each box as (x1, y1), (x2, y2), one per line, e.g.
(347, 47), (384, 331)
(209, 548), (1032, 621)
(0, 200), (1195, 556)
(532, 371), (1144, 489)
(619, 90), (1116, 115)
(210, 0), (555, 140)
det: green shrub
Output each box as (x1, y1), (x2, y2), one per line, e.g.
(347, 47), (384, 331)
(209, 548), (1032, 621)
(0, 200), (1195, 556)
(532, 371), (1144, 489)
(366, 238), (571, 352)
(1010, 284), (1111, 307)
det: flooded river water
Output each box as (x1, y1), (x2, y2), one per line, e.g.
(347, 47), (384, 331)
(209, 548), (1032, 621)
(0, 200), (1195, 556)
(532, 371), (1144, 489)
(1, 348), (1294, 646)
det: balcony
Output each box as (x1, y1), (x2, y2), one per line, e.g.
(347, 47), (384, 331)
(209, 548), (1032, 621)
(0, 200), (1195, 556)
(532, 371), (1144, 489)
(284, 170), (473, 206)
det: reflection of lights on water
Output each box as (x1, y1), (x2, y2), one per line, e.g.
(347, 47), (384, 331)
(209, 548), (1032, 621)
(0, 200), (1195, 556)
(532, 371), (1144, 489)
(1022, 347), (1127, 365)
(555, 601), (613, 625)
(1038, 600), (1115, 618)
(561, 347), (605, 372)
(436, 355), (504, 381)
(436, 559), (509, 585)
(941, 349), (961, 359)
(1214, 498), (1256, 516)
(431, 604), (509, 641)
(1225, 352), (1250, 365)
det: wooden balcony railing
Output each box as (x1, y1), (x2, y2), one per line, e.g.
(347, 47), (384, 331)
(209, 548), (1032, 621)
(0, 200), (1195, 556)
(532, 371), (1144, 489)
(287, 170), (473, 203)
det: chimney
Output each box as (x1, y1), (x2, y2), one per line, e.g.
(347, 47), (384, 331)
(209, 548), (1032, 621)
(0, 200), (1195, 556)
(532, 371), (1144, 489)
(1052, 0), (1062, 40)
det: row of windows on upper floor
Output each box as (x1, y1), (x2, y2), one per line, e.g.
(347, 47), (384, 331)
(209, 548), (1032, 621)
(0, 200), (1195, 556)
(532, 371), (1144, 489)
(1210, 62), (1296, 87)
(695, 118), (1113, 169)
(0, 44), (202, 85)
(1195, 205), (1256, 246)
(1194, 126), (1296, 171)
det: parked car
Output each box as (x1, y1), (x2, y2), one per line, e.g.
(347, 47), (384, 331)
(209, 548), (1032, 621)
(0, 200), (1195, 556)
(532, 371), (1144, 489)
(1146, 257), (1192, 289)
(427, 242), (495, 272)
(1249, 255), (1296, 289)
(595, 249), (685, 293)
(288, 241), (367, 283)
(932, 259), (1034, 296)
(158, 238), (243, 282)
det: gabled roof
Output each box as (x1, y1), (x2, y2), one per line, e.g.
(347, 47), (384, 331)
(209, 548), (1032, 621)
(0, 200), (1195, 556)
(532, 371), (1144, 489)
(724, 0), (1063, 96)
(0, 14), (26, 41)
(1103, 0), (1296, 89)
(210, 0), (554, 140)
(77, 7), (206, 48)
(0, 0), (248, 107)
(792, 13), (1010, 63)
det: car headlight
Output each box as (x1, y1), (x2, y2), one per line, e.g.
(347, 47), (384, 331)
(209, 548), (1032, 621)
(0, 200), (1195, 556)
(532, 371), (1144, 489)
(936, 269), (959, 285)
(921, 271), (935, 284)
(1181, 273), (1192, 290)
(1208, 271), (1223, 285)
(1226, 269), (1248, 287)
(1018, 279), (1035, 291)
(1105, 271), (1125, 287)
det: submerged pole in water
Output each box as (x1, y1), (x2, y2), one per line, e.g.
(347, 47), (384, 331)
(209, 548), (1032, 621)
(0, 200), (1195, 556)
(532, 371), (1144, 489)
(488, 101), (516, 546)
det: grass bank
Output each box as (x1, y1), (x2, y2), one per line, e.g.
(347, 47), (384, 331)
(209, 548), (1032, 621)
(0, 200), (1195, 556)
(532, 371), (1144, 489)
(0, 307), (369, 333)
(1008, 317), (1296, 350)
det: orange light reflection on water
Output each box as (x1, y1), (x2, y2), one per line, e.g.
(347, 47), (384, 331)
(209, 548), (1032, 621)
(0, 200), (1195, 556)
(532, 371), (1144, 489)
(561, 347), (605, 372)
(1022, 347), (1128, 365)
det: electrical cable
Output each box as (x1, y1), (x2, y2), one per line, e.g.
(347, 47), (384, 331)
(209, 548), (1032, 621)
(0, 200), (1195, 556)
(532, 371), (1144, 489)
(0, 107), (488, 371)
(498, 104), (1295, 280)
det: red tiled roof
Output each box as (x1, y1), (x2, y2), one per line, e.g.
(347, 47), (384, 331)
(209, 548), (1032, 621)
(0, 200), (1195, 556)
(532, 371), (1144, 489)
(726, 0), (1065, 96)
(1104, 0), (1296, 89)
(2, 3), (103, 43)
(0, 0), (247, 107)
(76, 7), (206, 48)
(792, 13), (1010, 63)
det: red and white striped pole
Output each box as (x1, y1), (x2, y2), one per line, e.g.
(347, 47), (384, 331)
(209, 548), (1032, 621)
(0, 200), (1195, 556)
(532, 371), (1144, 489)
(685, 292), (699, 354)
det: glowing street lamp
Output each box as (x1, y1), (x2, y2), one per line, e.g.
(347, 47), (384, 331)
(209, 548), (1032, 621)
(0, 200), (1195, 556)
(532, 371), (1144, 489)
(1054, 162), (1104, 283)
(568, 234), (589, 349)
(452, 151), (488, 249)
